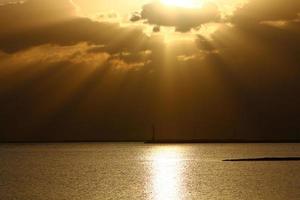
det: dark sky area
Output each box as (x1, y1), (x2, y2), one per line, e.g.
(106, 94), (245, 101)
(0, 0), (299, 141)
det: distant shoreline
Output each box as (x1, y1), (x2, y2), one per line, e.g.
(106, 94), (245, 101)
(223, 157), (300, 161)
(144, 139), (300, 144)
(1, 139), (300, 144)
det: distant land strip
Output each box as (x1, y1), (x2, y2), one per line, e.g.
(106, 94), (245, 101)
(223, 157), (300, 162)
(1, 139), (300, 143)
(144, 139), (300, 144)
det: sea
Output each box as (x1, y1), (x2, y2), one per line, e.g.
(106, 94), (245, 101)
(0, 143), (299, 200)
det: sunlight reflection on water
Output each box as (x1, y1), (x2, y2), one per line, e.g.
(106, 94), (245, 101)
(150, 146), (184, 200)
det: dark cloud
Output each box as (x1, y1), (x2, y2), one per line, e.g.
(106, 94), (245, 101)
(232, 0), (300, 23)
(195, 35), (217, 52)
(131, 2), (220, 32)
(130, 12), (141, 22)
(152, 25), (160, 32)
(221, 0), (300, 61)
(0, 0), (76, 34)
(0, 18), (150, 53)
(0, 0), (151, 54)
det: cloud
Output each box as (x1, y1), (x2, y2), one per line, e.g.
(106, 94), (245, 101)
(232, 0), (300, 24)
(0, 0), (155, 81)
(196, 0), (300, 58)
(0, 43), (152, 72)
(0, 0), (77, 34)
(0, 18), (151, 53)
(131, 2), (220, 32)
(93, 11), (121, 23)
(0, 0), (152, 55)
(195, 35), (217, 52)
(177, 54), (196, 62)
(0, 0), (24, 5)
(221, 0), (300, 61)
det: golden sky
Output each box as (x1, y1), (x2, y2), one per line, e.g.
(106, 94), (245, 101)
(0, 0), (299, 141)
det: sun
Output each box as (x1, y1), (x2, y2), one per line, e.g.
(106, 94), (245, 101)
(161, 0), (202, 8)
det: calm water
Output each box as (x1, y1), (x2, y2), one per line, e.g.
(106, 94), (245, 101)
(0, 143), (299, 200)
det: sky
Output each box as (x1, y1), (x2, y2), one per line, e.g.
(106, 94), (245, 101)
(0, 0), (299, 141)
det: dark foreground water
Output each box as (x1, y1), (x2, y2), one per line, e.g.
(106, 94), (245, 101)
(0, 143), (299, 200)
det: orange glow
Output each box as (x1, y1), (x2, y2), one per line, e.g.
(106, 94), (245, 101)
(161, 0), (202, 8)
